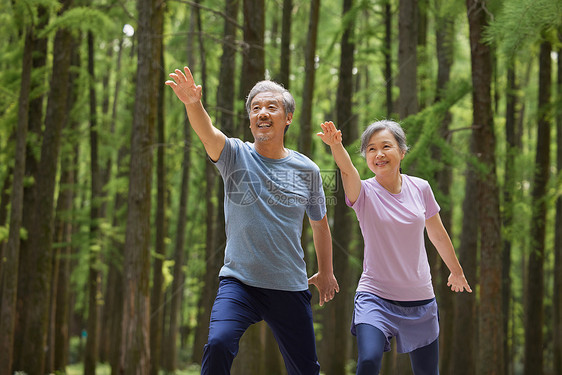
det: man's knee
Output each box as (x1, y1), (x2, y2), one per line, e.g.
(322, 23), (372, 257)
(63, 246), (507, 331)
(205, 332), (237, 357)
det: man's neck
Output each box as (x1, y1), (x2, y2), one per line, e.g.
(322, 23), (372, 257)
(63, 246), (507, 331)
(254, 140), (288, 159)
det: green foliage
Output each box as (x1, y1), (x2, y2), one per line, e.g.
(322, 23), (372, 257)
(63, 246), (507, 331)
(39, 6), (118, 39)
(485, 0), (562, 57)
(401, 78), (471, 180)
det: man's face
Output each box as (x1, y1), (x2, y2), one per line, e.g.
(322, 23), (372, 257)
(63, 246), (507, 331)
(249, 92), (293, 143)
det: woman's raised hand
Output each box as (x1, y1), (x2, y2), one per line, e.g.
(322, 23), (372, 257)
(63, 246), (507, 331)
(317, 121), (343, 147)
(165, 66), (202, 106)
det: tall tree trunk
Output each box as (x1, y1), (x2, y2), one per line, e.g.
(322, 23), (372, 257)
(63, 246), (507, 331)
(53, 45), (79, 371)
(149, 2), (166, 374)
(466, 1), (504, 374)
(502, 59), (518, 375)
(298, 0), (320, 158)
(398, 0), (418, 119)
(108, 147), (128, 375)
(13, 4), (49, 370)
(277, 0), (292, 88)
(162, 109), (192, 372)
(553, 32), (562, 375)
(449, 134), (479, 375)
(120, 0), (160, 373)
(232, 323), (266, 374)
(98, 35), (124, 365)
(0, 25), (33, 375)
(241, 0), (265, 140)
(51, 36), (80, 374)
(524, 40), (552, 375)
(417, 0), (428, 110)
(16, 1), (74, 373)
(433, 3), (454, 371)
(85, 30), (101, 375)
(320, 1), (355, 374)
(384, 0), (393, 117)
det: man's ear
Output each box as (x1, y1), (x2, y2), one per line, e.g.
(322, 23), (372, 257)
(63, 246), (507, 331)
(286, 112), (293, 125)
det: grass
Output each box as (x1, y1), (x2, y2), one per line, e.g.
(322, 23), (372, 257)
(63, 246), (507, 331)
(65, 363), (201, 375)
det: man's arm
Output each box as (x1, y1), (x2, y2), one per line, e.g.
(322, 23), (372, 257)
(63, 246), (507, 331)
(166, 66), (226, 161)
(308, 214), (339, 306)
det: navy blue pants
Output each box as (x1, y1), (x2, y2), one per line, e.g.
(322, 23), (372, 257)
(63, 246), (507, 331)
(355, 323), (439, 375)
(201, 277), (320, 375)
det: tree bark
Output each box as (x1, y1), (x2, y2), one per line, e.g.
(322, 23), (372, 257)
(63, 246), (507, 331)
(149, 2), (166, 374)
(502, 59), (518, 375)
(320, 0), (355, 373)
(15, 1), (74, 373)
(434, 3), (455, 371)
(449, 139), (478, 375)
(277, 0), (292, 89)
(85, 30), (101, 375)
(398, 0), (418, 119)
(241, 0), (265, 140)
(0, 25), (33, 375)
(384, 0), (392, 117)
(553, 32), (562, 375)
(466, 1), (504, 374)
(298, 0), (320, 158)
(524, 40), (552, 375)
(120, 0), (161, 373)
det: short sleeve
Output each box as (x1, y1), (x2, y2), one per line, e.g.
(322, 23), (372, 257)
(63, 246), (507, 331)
(306, 167), (327, 222)
(422, 181), (440, 219)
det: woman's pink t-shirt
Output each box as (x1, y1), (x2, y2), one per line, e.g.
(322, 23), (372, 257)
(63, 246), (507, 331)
(346, 174), (440, 301)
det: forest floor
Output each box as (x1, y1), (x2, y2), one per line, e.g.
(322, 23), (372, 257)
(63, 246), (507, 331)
(66, 363), (201, 374)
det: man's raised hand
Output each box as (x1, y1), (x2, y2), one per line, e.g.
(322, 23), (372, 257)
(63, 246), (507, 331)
(165, 66), (202, 106)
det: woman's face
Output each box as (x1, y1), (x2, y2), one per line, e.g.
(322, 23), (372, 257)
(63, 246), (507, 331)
(365, 129), (406, 176)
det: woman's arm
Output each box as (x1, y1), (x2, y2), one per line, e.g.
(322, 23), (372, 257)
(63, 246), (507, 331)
(317, 121), (362, 204)
(426, 213), (472, 293)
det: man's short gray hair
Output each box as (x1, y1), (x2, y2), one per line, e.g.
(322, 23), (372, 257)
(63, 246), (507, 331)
(360, 120), (409, 157)
(245, 80), (296, 116)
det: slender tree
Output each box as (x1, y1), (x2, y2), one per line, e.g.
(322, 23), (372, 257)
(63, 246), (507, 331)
(433, 1), (456, 370)
(16, 1), (74, 373)
(502, 58), (519, 375)
(466, 1), (504, 374)
(449, 137), (479, 375)
(524, 39), (552, 375)
(320, 0), (355, 373)
(53, 42), (80, 372)
(0, 24), (33, 375)
(298, 0), (320, 158)
(554, 30), (562, 375)
(398, 0), (418, 118)
(149, 2), (166, 374)
(383, 0), (393, 117)
(277, 0), (292, 88)
(85, 30), (101, 375)
(241, 0), (265, 141)
(120, 0), (162, 372)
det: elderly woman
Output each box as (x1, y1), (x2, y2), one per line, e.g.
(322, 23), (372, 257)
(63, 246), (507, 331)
(318, 120), (471, 375)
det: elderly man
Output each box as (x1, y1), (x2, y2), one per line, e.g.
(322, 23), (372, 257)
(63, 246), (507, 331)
(166, 67), (339, 375)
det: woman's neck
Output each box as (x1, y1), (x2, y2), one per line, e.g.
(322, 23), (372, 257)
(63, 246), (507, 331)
(376, 173), (402, 194)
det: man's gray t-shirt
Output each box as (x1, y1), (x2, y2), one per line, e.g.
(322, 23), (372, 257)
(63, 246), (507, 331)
(214, 137), (327, 291)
